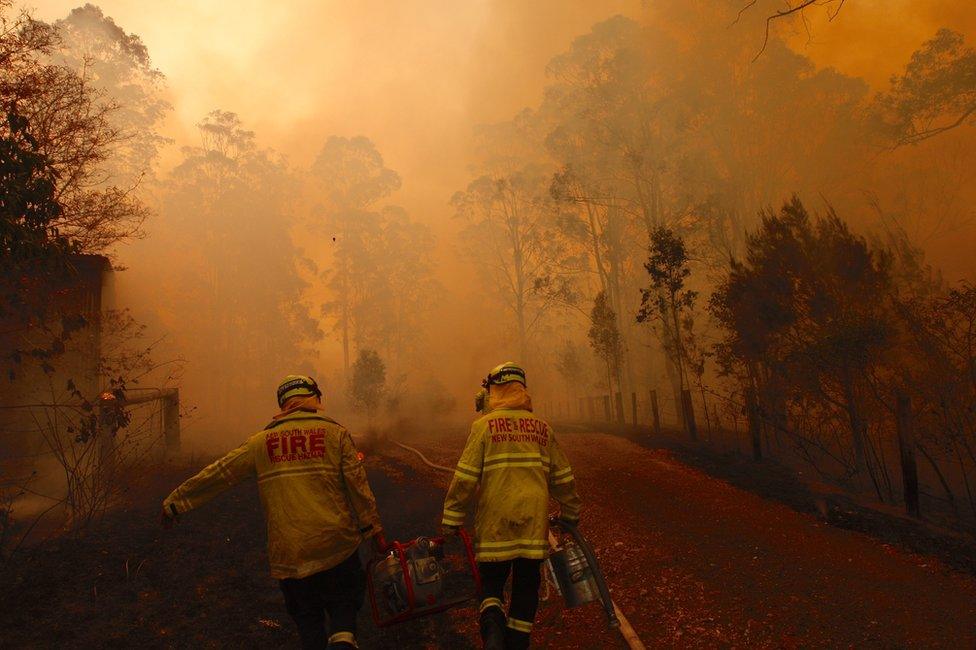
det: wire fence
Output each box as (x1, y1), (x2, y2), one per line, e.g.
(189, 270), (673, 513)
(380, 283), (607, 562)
(534, 384), (975, 530)
(0, 389), (180, 558)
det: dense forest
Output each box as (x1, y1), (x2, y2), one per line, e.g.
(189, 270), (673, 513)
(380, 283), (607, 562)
(2, 0), (976, 552)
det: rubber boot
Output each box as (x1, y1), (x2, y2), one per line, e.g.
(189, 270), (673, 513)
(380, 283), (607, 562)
(504, 627), (531, 650)
(479, 606), (506, 650)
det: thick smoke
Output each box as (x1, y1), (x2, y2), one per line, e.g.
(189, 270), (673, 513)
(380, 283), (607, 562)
(21, 0), (976, 448)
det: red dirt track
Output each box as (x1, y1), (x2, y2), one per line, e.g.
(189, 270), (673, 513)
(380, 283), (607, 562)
(569, 432), (976, 647)
(2, 428), (974, 648)
(384, 430), (976, 648)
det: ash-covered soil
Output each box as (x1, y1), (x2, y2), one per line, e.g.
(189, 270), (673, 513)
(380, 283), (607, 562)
(0, 451), (478, 650)
(2, 426), (975, 648)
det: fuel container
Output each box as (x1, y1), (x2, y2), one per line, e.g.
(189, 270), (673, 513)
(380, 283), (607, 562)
(367, 530), (481, 627)
(546, 518), (620, 628)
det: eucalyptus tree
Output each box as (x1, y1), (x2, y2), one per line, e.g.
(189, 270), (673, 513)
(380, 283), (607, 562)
(52, 4), (170, 189)
(310, 136), (400, 373)
(158, 111), (317, 427)
(452, 166), (564, 363)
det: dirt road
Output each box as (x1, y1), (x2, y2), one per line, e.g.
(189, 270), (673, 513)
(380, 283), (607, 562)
(2, 428), (974, 648)
(386, 430), (976, 648)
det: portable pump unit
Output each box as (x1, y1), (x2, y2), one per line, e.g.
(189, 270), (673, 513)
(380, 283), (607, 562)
(367, 530), (481, 627)
(546, 517), (619, 628)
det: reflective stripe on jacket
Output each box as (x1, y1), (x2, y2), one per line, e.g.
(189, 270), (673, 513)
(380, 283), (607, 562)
(163, 409), (381, 579)
(441, 408), (581, 561)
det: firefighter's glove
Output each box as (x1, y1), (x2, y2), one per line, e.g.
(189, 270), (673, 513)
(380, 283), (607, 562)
(159, 503), (179, 529)
(440, 524), (461, 537)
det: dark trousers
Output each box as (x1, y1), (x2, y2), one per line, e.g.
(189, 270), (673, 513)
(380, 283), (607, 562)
(278, 550), (365, 649)
(478, 558), (543, 649)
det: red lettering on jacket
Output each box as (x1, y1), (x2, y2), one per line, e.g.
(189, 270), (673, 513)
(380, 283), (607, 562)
(266, 434), (280, 457)
(266, 429), (328, 463)
(309, 430), (325, 454)
(484, 418), (553, 447)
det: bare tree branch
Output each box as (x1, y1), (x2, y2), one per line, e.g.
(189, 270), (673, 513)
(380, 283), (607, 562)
(894, 104), (976, 147)
(732, 0), (760, 26)
(742, 0), (847, 61)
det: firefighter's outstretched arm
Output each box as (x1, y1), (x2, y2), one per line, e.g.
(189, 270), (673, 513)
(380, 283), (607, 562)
(548, 434), (581, 523)
(441, 424), (485, 529)
(338, 430), (382, 538)
(162, 442), (255, 518)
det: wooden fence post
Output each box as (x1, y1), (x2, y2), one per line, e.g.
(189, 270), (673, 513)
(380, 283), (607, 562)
(649, 390), (661, 435)
(631, 392), (638, 427)
(163, 389), (181, 454)
(895, 391), (920, 518)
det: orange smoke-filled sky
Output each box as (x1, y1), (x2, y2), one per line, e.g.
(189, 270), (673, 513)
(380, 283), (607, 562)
(24, 0), (973, 222)
(26, 0), (642, 220)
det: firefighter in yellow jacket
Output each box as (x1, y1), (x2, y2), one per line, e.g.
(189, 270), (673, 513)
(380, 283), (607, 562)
(442, 362), (581, 650)
(160, 375), (383, 650)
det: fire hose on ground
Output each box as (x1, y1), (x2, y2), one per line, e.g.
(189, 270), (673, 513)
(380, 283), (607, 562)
(390, 439), (647, 650)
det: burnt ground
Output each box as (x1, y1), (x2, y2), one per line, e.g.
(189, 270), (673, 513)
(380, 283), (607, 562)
(0, 452), (478, 650)
(2, 426), (976, 648)
(578, 422), (976, 577)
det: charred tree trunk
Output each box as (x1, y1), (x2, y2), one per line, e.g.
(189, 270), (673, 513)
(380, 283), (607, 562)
(681, 389), (698, 442)
(767, 382), (788, 450)
(605, 204), (633, 403)
(842, 381), (871, 479)
(664, 354), (684, 429)
(895, 391), (920, 518)
(745, 383), (762, 461)
(841, 379), (884, 500)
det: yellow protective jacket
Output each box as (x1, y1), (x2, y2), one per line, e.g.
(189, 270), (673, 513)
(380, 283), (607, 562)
(163, 409), (381, 579)
(441, 387), (581, 562)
